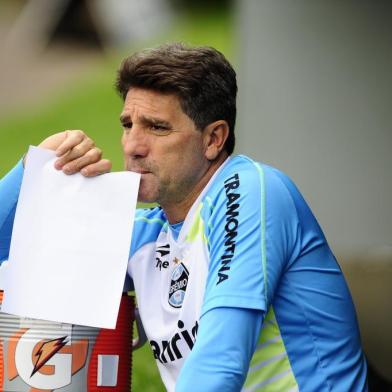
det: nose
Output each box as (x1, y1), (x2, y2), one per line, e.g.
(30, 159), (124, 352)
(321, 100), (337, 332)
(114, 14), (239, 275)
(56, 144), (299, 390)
(122, 127), (149, 159)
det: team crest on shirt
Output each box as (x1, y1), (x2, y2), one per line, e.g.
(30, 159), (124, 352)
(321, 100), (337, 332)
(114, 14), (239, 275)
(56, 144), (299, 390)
(168, 262), (189, 308)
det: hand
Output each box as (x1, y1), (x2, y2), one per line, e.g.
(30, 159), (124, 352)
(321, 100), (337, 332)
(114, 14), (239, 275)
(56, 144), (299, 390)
(31, 130), (112, 177)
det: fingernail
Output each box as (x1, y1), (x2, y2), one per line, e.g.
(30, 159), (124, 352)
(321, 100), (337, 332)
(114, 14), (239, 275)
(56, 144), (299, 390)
(81, 168), (88, 176)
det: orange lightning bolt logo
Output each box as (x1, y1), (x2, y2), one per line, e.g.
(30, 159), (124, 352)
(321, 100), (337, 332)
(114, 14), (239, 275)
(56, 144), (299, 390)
(31, 336), (68, 377)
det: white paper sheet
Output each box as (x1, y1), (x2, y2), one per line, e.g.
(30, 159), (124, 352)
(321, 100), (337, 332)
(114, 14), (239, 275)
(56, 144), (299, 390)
(2, 146), (140, 329)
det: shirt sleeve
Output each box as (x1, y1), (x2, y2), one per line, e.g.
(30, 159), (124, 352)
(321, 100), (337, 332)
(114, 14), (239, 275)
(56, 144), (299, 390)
(0, 160), (24, 262)
(201, 161), (300, 317)
(175, 306), (263, 392)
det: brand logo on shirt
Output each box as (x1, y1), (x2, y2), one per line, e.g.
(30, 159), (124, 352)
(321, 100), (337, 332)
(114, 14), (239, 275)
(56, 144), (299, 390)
(150, 319), (199, 364)
(155, 243), (170, 270)
(217, 173), (241, 285)
(168, 262), (189, 308)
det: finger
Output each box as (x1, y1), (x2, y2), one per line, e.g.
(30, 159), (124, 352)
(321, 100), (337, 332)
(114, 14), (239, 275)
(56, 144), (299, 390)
(38, 131), (68, 152)
(62, 147), (103, 174)
(81, 159), (112, 177)
(54, 137), (95, 169)
(55, 130), (86, 157)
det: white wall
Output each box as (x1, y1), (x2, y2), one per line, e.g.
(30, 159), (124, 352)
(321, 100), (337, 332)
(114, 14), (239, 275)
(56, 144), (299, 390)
(236, 0), (392, 255)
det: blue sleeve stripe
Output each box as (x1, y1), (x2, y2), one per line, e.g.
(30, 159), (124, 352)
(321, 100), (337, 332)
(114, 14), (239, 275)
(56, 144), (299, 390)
(252, 162), (268, 305)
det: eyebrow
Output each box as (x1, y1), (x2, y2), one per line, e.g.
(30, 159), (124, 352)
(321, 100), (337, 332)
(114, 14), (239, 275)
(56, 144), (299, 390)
(119, 114), (172, 129)
(119, 114), (130, 124)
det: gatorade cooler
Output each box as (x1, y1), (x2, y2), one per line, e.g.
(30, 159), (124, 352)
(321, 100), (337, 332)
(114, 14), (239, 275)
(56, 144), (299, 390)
(0, 263), (136, 392)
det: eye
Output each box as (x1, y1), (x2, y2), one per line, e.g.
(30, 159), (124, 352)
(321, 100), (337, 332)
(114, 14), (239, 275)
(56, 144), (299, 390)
(151, 124), (165, 131)
(123, 122), (132, 129)
(150, 124), (171, 134)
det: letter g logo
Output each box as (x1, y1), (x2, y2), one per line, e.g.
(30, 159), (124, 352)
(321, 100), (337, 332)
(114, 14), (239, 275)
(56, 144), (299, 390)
(7, 326), (88, 390)
(15, 329), (72, 389)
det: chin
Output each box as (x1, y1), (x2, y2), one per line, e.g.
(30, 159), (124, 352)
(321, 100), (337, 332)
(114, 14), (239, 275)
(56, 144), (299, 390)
(137, 181), (159, 204)
(137, 191), (158, 205)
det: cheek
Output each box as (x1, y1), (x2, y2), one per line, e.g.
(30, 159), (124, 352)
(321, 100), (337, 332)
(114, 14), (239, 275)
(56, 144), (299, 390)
(155, 135), (204, 177)
(171, 152), (205, 182)
(184, 141), (205, 166)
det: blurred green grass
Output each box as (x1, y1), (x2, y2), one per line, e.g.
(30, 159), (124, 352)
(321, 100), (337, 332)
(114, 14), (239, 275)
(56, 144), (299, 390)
(0, 6), (234, 391)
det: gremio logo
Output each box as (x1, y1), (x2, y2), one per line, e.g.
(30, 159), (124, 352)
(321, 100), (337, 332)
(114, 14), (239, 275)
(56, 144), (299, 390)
(1, 326), (88, 390)
(168, 263), (189, 308)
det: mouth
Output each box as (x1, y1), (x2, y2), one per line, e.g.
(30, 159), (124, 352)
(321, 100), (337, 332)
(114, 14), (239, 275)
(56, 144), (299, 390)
(128, 168), (151, 175)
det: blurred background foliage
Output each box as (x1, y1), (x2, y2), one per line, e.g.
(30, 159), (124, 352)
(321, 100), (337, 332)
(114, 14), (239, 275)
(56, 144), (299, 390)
(0, 1), (235, 176)
(0, 0), (234, 390)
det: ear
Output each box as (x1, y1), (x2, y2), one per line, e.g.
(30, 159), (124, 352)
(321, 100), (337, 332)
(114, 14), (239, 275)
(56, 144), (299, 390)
(203, 120), (229, 160)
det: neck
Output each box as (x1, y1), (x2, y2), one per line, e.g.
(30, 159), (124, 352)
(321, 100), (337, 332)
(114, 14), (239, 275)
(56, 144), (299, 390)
(162, 153), (228, 224)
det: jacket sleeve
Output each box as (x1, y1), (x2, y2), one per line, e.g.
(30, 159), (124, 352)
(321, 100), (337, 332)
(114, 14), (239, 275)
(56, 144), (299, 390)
(0, 160), (24, 263)
(176, 306), (263, 392)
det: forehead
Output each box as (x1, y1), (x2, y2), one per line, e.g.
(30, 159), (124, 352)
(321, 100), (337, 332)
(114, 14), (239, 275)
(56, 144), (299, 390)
(121, 88), (183, 119)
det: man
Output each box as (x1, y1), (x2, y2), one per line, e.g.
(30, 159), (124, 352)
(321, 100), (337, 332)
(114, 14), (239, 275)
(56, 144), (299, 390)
(0, 43), (367, 391)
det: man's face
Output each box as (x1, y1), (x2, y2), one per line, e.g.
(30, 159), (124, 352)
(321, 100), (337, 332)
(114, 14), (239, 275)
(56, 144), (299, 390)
(120, 88), (211, 208)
